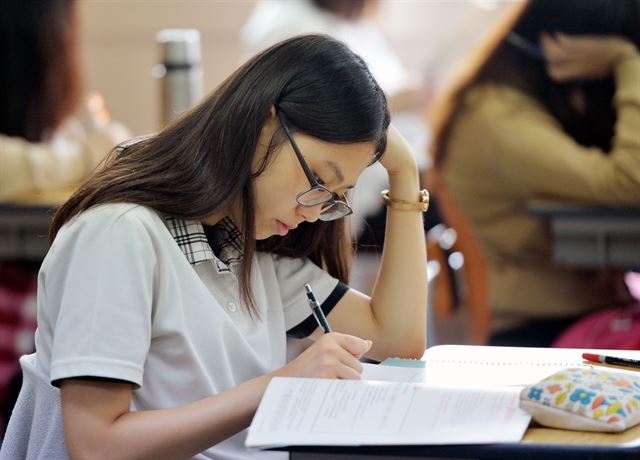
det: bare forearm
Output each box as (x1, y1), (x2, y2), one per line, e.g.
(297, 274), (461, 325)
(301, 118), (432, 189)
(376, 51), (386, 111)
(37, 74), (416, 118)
(370, 167), (428, 358)
(64, 374), (271, 460)
(64, 331), (375, 460)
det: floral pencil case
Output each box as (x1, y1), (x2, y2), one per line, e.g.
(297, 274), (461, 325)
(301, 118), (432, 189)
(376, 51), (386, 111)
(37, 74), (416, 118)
(519, 367), (640, 432)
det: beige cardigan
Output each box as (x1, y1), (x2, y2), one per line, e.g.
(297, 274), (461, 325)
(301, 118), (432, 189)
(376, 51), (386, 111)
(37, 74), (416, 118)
(0, 119), (129, 202)
(441, 56), (640, 333)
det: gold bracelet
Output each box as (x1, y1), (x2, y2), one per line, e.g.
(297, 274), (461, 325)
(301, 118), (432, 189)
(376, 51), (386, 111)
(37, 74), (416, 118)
(381, 189), (429, 212)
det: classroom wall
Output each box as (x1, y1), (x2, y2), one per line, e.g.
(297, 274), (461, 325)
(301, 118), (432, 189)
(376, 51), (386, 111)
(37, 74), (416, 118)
(78, 0), (520, 137)
(78, 0), (254, 136)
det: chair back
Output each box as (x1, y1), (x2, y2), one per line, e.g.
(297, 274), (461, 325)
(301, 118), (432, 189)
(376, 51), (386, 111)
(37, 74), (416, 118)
(426, 171), (491, 345)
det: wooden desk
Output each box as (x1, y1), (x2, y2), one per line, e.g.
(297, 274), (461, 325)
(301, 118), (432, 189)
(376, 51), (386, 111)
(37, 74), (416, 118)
(527, 200), (640, 269)
(285, 423), (640, 459)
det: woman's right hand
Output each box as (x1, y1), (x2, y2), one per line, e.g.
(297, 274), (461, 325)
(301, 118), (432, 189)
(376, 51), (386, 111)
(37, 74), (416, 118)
(541, 32), (638, 82)
(275, 333), (372, 380)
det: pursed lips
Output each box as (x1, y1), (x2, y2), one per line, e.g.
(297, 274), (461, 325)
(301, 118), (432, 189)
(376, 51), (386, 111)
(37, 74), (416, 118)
(275, 219), (297, 236)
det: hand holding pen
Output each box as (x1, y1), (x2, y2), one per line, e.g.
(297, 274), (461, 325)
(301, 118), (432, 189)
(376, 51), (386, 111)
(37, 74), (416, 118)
(271, 283), (371, 380)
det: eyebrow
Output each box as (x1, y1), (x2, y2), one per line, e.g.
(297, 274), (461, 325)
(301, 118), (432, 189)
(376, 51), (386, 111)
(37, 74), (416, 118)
(324, 160), (355, 189)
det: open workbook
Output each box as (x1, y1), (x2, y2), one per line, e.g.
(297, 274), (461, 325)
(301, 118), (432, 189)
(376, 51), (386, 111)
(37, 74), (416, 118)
(373, 344), (640, 387)
(246, 345), (640, 449)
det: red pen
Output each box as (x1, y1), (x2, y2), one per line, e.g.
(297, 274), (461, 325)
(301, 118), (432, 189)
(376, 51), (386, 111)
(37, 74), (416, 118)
(582, 353), (640, 369)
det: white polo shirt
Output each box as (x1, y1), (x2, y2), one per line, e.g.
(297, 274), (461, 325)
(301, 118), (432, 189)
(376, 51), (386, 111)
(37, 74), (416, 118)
(33, 203), (347, 459)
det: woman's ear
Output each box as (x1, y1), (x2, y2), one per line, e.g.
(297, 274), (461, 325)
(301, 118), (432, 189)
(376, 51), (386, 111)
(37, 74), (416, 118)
(262, 105), (279, 135)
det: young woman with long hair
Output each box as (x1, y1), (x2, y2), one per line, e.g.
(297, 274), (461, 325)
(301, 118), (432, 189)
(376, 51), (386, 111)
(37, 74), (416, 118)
(1, 34), (428, 459)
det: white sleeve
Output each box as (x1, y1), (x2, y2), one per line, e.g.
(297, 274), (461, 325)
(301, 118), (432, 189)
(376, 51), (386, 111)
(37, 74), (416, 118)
(44, 207), (157, 386)
(272, 255), (340, 331)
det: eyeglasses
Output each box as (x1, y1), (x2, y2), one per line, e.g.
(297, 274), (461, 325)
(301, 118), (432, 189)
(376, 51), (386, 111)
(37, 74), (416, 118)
(276, 111), (353, 222)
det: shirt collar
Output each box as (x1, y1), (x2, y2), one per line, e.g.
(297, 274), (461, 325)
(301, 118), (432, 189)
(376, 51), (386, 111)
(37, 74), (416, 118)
(164, 215), (244, 271)
(211, 217), (245, 270)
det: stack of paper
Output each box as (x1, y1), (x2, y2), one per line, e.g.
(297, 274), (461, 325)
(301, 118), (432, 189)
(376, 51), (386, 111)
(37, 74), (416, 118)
(246, 345), (640, 449)
(246, 376), (529, 449)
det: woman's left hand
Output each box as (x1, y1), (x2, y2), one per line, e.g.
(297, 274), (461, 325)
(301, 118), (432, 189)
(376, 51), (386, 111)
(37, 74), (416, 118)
(378, 124), (418, 177)
(541, 33), (638, 81)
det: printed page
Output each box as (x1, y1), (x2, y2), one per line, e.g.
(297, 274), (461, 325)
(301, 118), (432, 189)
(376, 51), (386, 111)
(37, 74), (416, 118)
(246, 377), (530, 448)
(362, 362), (428, 383)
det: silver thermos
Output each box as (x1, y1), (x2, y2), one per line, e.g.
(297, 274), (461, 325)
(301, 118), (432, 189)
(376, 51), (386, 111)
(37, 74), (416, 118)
(154, 29), (203, 126)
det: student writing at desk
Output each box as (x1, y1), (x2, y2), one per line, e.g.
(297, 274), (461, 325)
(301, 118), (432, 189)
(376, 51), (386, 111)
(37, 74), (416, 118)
(430, 0), (640, 347)
(1, 35), (428, 459)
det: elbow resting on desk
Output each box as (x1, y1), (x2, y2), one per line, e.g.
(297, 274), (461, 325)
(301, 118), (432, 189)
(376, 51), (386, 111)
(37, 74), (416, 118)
(372, 321), (426, 361)
(370, 298), (428, 360)
(394, 335), (427, 360)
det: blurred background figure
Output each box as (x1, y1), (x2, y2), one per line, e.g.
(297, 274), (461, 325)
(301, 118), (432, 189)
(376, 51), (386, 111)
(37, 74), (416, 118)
(0, 0), (129, 433)
(241, 0), (435, 293)
(242, 0), (429, 109)
(430, 0), (640, 347)
(0, 1), (129, 201)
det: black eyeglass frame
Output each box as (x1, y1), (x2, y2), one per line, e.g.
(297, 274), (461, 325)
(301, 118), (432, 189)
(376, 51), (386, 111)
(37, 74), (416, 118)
(276, 110), (353, 221)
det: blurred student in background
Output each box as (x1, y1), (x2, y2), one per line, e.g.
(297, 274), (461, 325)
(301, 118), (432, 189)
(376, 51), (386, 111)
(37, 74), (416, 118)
(242, 0), (434, 255)
(0, 0), (128, 433)
(430, 0), (640, 346)
(0, 0), (128, 201)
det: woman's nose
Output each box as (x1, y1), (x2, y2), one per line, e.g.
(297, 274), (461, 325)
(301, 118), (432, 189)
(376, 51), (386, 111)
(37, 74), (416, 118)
(297, 203), (323, 223)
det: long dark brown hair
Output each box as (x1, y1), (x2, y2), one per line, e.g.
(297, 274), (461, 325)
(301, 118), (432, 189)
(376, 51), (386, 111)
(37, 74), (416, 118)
(0, 0), (81, 142)
(432, 0), (640, 166)
(50, 34), (390, 314)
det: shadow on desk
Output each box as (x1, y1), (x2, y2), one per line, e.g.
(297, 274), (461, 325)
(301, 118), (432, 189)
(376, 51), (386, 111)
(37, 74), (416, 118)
(285, 422), (640, 459)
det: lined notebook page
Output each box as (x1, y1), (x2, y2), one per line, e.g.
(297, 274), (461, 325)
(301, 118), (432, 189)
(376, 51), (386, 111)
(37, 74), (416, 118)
(420, 345), (640, 387)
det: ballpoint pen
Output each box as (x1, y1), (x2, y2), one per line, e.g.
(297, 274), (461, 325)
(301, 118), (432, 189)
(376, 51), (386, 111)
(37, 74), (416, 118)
(582, 353), (640, 369)
(304, 283), (332, 333)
